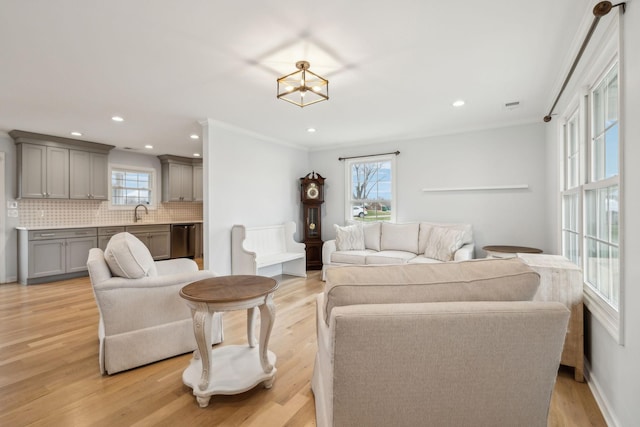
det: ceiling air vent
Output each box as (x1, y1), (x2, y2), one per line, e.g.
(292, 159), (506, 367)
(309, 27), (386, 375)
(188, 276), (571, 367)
(504, 101), (521, 110)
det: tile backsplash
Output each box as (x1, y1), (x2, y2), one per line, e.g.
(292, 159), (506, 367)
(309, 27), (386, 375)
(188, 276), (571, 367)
(18, 199), (203, 227)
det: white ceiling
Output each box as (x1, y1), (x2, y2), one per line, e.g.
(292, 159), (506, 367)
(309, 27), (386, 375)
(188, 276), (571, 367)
(0, 0), (591, 158)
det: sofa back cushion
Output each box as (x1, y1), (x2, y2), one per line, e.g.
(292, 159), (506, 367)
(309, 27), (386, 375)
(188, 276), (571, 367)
(362, 222), (382, 251)
(418, 222), (473, 254)
(104, 232), (158, 279)
(323, 258), (540, 324)
(380, 222), (420, 253)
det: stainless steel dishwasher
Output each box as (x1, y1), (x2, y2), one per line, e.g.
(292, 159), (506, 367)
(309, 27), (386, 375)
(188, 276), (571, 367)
(170, 224), (196, 258)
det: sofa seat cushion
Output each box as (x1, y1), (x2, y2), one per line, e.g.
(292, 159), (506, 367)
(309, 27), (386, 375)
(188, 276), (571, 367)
(323, 258), (540, 324)
(365, 250), (416, 265)
(331, 250), (376, 265)
(104, 232), (157, 279)
(407, 255), (443, 264)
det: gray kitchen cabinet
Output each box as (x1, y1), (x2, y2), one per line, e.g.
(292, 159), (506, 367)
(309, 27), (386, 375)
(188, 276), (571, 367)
(193, 165), (203, 202)
(169, 163), (193, 202)
(18, 228), (98, 284)
(66, 236), (99, 273)
(16, 143), (70, 199)
(10, 130), (114, 199)
(70, 150), (109, 200)
(158, 155), (202, 202)
(98, 226), (126, 250)
(125, 224), (171, 260)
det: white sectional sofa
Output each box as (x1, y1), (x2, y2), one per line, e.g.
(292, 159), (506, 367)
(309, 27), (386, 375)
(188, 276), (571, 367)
(322, 221), (474, 279)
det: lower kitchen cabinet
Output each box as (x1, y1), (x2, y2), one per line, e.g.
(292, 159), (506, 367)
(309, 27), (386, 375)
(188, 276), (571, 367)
(98, 226), (125, 250)
(18, 228), (98, 285)
(125, 224), (171, 260)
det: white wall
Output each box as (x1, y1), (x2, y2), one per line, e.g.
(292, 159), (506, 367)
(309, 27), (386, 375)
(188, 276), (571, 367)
(202, 120), (309, 275)
(310, 122), (550, 255)
(544, 7), (640, 426)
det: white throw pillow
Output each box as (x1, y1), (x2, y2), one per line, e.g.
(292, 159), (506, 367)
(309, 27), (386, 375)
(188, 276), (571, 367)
(334, 224), (365, 251)
(104, 232), (158, 278)
(423, 225), (465, 261)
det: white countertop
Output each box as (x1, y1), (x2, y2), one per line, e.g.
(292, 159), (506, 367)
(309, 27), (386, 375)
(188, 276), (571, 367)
(16, 220), (203, 231)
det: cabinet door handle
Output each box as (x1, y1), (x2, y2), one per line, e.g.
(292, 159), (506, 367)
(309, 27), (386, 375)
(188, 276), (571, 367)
(40, 233), (56, 237)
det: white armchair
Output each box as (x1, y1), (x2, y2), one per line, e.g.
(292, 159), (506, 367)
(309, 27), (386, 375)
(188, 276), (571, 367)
(87, 233), (223, 375)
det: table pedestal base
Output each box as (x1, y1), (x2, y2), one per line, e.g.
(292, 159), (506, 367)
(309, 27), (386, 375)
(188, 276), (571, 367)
(182, 345), (277, 407)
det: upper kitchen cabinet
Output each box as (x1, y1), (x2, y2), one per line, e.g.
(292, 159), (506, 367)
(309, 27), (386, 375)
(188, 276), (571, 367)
(17, 143), (69, 199)
(158, 155), (203, 202)
(69, 151), (109, 200)
(11, 130), (114, 200)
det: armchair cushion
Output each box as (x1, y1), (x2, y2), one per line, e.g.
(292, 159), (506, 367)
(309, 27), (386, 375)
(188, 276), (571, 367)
(104, 232), (157, 279)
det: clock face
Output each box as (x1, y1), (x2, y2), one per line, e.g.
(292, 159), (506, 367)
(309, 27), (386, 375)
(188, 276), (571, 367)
(306, 183), (319, 199)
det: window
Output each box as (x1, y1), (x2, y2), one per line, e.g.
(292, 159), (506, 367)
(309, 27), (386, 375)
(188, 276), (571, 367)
(560, 61), (621, 341)
(584, 64), (620, 312)
(110, 165), (155, 208)
(345, 155), (396, 222)
(562, 109), (581, 266)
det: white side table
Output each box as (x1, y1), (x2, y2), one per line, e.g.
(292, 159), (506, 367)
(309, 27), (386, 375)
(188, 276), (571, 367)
(518, 253), (584, 381)
(180, 275), (279, 407)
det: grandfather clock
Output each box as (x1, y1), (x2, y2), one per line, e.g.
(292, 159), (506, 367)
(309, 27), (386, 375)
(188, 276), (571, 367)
(300, 171), (325, 270)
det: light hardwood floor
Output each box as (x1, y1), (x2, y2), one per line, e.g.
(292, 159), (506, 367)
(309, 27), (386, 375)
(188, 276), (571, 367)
(0, 267), (606, 426)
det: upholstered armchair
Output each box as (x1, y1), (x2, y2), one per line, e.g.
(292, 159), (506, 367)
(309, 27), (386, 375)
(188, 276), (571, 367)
(87, 232), (223, 375)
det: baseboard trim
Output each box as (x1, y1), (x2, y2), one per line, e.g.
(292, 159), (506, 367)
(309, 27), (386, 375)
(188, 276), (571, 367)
(585, 358), (620, 427)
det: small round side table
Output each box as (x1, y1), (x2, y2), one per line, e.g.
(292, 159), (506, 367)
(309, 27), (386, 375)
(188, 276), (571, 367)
(180, 275), (279, 408)
(483, 245), (543, 258)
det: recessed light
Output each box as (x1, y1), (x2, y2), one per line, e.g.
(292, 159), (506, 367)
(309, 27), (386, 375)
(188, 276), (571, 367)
(193, 153), (201, 157)
(112, 116), (124, 122)
(452, 100), (465, 107)
(144, 145), (153, 149)
(190, 134), (199, 140)
(307, 128), (317, 133)
(70, 131), (83, 137)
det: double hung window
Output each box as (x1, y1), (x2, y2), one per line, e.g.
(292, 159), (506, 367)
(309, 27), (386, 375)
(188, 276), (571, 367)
(561, 61), (621, 341)
(110, 166), (155, 208)
(345, 155), (396, 223)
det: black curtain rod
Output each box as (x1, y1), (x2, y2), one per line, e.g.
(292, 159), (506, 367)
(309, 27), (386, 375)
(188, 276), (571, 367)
(338, 151), (400, 161)
(544, 1), (625, 123)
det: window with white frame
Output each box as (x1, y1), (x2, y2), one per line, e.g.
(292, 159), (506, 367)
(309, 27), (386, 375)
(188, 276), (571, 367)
(560, 60), (621, 341)
(584, 64), (620, 311)
(110, 165), (155, 208)
(562, 108), (581, 266)
(345, 155), (396, 222)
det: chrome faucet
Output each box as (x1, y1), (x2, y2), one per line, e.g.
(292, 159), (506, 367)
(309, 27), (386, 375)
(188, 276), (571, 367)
(134, 204), (148, 223)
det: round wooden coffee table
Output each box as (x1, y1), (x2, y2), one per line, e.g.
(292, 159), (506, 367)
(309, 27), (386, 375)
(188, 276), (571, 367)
(483, 245), (543, 258)
(180, 275), (279, 408)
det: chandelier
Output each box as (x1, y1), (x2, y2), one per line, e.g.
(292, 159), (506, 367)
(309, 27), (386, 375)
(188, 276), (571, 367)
(277, 61), (329, 107)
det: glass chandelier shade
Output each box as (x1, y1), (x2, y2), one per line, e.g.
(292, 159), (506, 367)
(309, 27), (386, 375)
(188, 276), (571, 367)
(277, 61), (329, 107)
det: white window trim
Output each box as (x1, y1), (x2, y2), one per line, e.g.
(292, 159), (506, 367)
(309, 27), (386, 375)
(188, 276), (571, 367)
(344, 154), (397, 223)
(108, 163), (158, 210)
(558, 13), (623, 344)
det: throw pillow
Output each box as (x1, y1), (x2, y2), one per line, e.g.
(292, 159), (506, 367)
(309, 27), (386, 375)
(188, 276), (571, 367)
(423, 225), (465, 261)
(104, 232), (158, 279)
(334, 224), (365, 251)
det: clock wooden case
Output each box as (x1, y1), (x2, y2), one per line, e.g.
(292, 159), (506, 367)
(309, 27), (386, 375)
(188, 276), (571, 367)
(300, 171), (325, 270)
